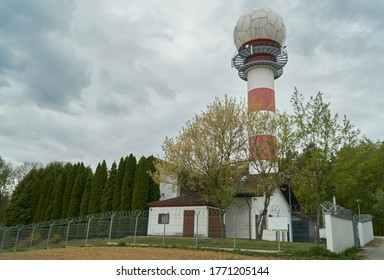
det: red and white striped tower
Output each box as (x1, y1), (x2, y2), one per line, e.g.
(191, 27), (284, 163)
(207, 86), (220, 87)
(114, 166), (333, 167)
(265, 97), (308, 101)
(232, 7), (288, 175)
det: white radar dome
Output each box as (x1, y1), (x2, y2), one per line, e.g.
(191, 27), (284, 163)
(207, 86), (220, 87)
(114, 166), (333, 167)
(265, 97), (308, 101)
(233, 7), (287, 50)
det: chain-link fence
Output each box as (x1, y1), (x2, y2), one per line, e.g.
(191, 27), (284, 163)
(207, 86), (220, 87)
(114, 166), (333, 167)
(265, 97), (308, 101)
(0, 211), (149, 251)
(0, 205), (317, 252)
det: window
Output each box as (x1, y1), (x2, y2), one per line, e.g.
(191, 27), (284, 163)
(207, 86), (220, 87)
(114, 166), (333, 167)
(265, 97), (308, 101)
(158, 213), (170, 224)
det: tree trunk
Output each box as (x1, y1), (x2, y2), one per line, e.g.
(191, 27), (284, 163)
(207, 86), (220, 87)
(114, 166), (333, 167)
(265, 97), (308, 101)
(219, 210), (226, 238)
(314, 204), (321, 243)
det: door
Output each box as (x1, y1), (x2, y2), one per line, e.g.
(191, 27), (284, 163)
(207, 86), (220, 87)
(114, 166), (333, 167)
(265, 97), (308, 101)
(183, 210), (195, 237)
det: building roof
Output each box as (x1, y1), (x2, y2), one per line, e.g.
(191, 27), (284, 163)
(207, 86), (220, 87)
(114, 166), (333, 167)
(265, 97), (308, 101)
(148, 192), (216, 208)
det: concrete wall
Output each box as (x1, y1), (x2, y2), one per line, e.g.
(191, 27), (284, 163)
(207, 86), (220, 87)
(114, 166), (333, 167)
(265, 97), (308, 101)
(358, 220), (374, 247)
(324, 213), (355, 253)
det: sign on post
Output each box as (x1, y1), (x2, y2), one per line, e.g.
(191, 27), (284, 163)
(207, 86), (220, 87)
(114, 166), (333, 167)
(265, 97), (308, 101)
(268, 217), (288, 251)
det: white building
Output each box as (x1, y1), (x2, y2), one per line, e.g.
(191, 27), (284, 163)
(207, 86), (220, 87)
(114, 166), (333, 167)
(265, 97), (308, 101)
(147, 179), (314, 242)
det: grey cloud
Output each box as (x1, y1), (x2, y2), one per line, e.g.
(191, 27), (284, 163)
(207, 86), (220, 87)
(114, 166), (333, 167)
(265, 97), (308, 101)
(0, 0), (91, 111)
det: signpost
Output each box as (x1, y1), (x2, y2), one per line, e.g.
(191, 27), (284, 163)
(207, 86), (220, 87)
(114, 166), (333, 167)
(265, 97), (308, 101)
(269, 217), (289, 251)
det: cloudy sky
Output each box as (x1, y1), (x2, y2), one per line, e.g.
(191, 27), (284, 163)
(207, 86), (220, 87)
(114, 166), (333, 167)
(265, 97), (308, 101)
(1, 0), (383, 170)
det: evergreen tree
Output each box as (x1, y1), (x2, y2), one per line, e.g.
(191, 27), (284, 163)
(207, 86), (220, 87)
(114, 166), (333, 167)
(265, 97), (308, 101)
(6, 168), (40, 226)
(67, 163), (91, 217)
(34, 168), (53, 222)
(37, 162), (65, 221)
(120, 154), (136, 211)
(147, 156), (160, 203)
(112, 157), (126, 211)
(50, 164), (69, 220)
(61, 163), (79, 219)
(101, 161), (117, 213)
(79, 172), (93, 216)
(131, 156), (149, 210)
(88, 160), (107, 214)
(0, 157), (12, 223)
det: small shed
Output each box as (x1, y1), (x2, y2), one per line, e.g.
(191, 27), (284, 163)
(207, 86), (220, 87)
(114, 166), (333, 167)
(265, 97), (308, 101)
(147, 193), (222, 237)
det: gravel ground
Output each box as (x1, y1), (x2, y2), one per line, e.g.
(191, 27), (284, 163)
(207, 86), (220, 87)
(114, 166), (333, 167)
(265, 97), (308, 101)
(0, 246), (273, 260)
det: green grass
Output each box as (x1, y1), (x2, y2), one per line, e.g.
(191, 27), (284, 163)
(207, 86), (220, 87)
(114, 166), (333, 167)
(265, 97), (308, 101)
(1, 235), (362, 259)
(107, 236), (361, 259)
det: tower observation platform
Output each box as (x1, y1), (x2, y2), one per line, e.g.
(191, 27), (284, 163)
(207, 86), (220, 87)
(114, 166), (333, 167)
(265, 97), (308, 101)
(232, 38), (288, 81)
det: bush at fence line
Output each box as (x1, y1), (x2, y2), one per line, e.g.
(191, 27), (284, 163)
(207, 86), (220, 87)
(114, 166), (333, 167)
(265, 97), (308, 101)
(51, 233), (62, 244)
(32, 233), (42, 245)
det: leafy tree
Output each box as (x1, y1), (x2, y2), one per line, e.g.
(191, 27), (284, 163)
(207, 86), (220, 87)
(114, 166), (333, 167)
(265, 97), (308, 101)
(0, 157), (12, 224)
(101, 161), (117, 213)
(10, 161), (42, 193)
(120, 154), (136, 211)
(244, 109), (295, 238)
(154, 96), (248, 236)
(0, 157), (12, 202)
(288, 89), (361, 242)
(132, 156), (149, 210)
(333, 140), (384, 235)
(112, 157), (126, 211)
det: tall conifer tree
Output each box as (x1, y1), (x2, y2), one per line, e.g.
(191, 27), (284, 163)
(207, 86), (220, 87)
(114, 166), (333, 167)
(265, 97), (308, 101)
(120, 154), (136, 211)
(79, 172), (93, 216)
(61, 163), (79, 219)
(101, 161), (117, 213)
(131, 156), (149, 210)
(50, 164), (69, 220)
(147, 156), (160, 203)
(112, 157), (126, 211)
(67, 163), (90, 217)
(88, 160), (107, 214)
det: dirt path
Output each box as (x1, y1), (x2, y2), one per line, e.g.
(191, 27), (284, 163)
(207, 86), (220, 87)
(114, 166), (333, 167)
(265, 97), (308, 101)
(0, 246), (273, 260)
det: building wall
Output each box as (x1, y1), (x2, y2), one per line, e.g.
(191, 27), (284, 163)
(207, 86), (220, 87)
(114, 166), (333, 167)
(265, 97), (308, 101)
(225, 188), (292, 240)
(159, 179), (180, 201)
(147, 206), (209, 237)
(225, 198), (252, 239)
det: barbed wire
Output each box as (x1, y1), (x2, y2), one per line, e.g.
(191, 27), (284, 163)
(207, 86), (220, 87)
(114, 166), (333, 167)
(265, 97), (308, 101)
(321, 201), (353, 219)
(0, 202), (365, 252)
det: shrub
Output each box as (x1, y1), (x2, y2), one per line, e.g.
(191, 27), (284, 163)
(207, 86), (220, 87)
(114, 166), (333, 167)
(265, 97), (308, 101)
(51, 233), (62, 244)
(32, 233), (41, 245)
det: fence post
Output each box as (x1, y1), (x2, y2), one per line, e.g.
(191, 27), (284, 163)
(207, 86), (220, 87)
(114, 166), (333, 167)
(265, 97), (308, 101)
(108, 212), (117, 244)
(1, 227), (10, 251)
(133, 211), (141, 245)
(0, 227), (5, 251)
(46, 222), (56, 249)
(65, 219), (73, 247)
(195, 210), (200, 248)
(85, 216), (94, 246)
(233, 207), (238, 249)
(14, 226), (24, 251)
(29, 224), (39, 250)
